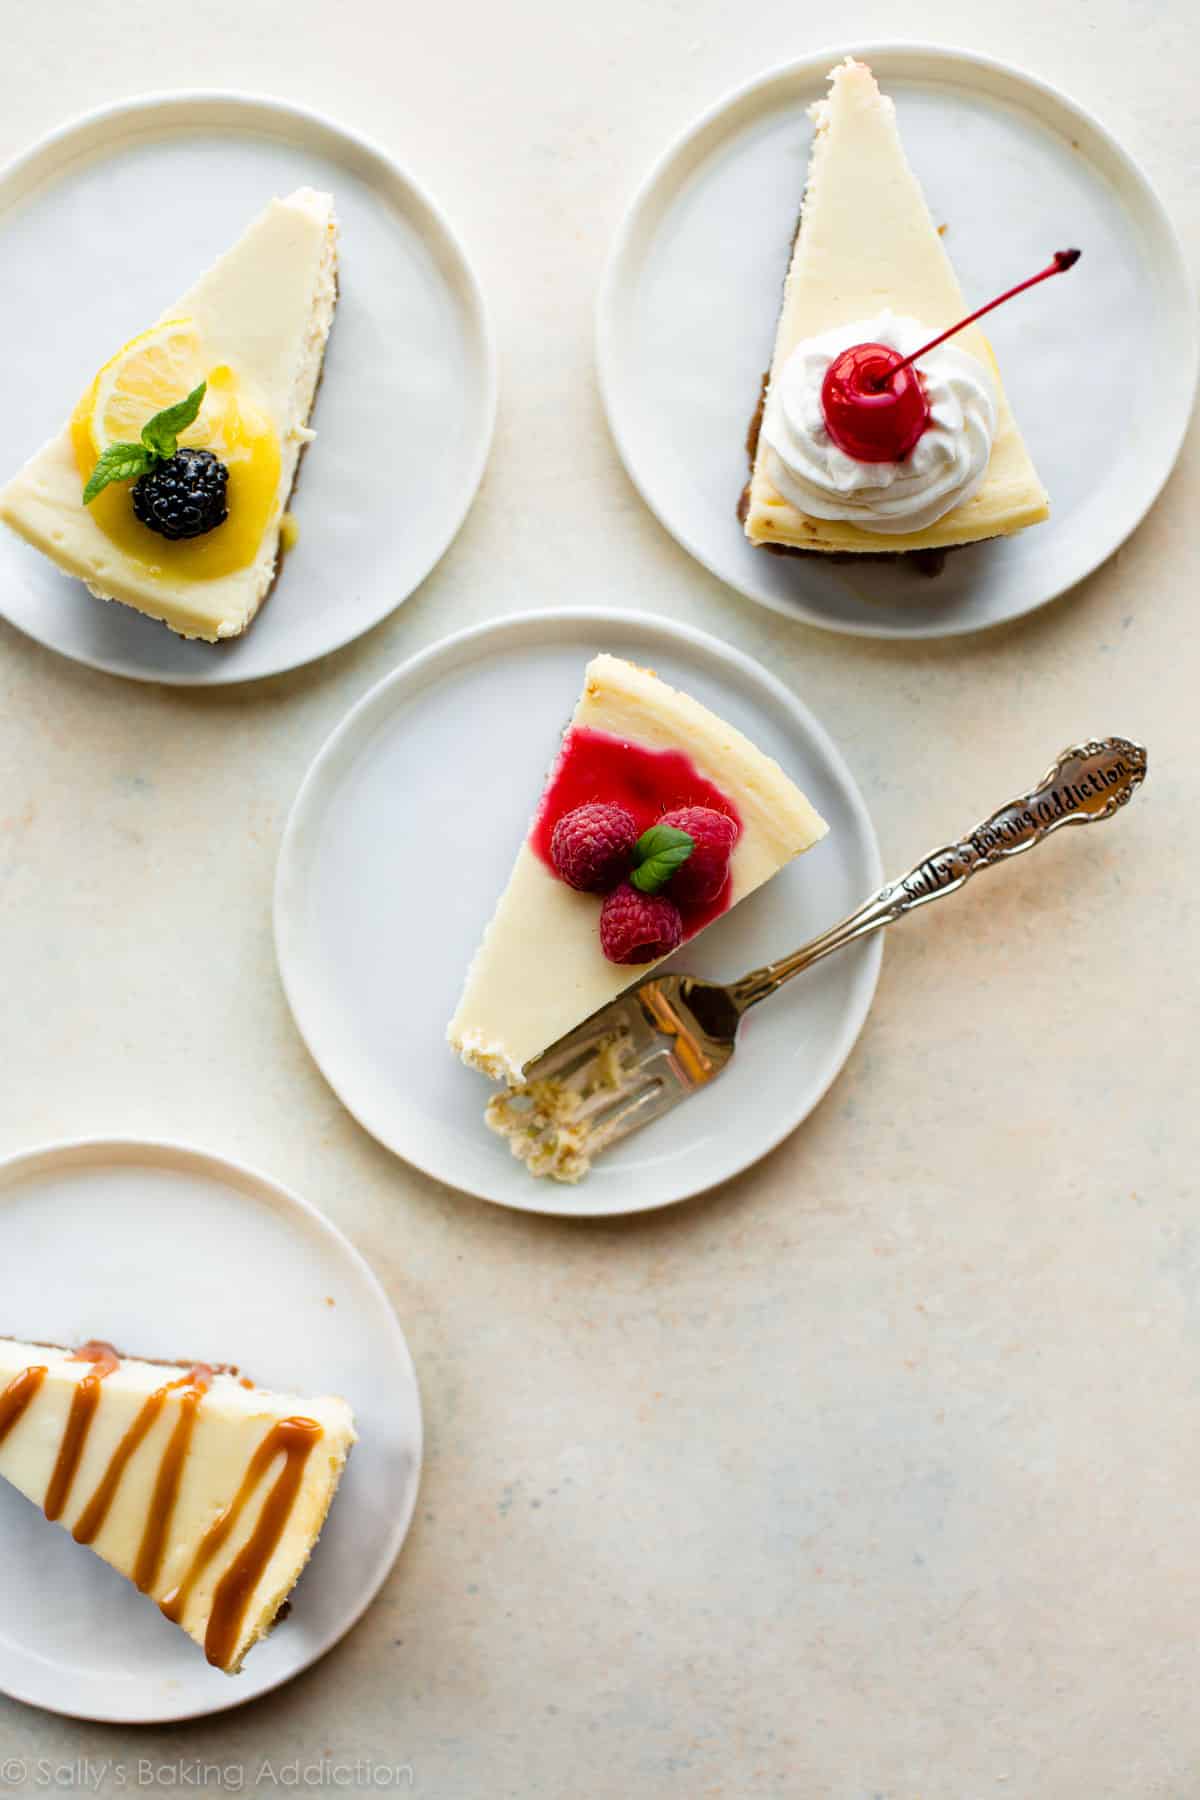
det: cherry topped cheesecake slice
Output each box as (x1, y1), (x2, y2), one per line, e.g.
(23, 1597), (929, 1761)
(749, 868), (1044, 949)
(0, 188), (337, 641)
(743, 59), (1050, 555)
(0, 1335), (355, 1673)
(447, 654), (828, 1086)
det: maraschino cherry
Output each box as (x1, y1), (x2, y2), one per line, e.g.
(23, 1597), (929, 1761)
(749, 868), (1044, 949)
(820, 249), (1081, 465)
(821, 342), (930, 463)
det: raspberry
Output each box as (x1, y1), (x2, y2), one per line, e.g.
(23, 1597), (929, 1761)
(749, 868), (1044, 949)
(657, 806), (737, 906)
(599, 882), (683, 964)
(550, 803), (638, 892)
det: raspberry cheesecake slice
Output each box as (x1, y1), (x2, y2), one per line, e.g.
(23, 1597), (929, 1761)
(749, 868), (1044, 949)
(0, 1335), (355, 1673)
(447, 654), (828, 1085)
(0, 187), (337, 641)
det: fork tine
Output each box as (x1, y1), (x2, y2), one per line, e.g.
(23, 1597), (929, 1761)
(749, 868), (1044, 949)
(574, 1069), (660, 1129)
(571, 1074), (650, 1124)
(526, 1010), (632, 1083)
(586, 1077), (674, 1150)
(531, 1037), (617, 1088)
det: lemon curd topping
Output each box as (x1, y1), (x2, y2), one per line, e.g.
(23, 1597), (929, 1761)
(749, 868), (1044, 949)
(71, 359), (281, 582)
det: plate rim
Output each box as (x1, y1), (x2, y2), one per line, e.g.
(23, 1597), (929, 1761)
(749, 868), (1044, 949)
(596, 38), (1199, 640)
(0, 87), (498, 686)
(0, 1132), (424, 1725)
(274, 605), (884, 1217)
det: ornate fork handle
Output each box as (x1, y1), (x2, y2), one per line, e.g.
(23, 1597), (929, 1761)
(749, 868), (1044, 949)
(730, 736), (1148, 1013)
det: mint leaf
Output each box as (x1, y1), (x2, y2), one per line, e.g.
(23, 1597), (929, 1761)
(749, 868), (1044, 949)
(82, 442), (154, 505)
(140, 381), (206, 460)
(630, 824), (694, 895)
(81, 380), (209, 504)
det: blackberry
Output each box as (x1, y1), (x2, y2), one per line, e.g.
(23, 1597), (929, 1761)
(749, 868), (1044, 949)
(132, 448), (229, 541)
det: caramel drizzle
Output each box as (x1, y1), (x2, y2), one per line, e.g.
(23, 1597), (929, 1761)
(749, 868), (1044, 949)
(73, 1366), (212, 1561)
(3, 1345), (323, 1669)
(44, 1342), (120, 1521)
(132, 1367), (212, 1592)
(0, 1366), (47, 1442)
(160, 1416), (322, 1668)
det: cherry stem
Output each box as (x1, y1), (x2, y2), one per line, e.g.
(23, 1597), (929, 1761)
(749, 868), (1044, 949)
(873, 248), (1081, 388)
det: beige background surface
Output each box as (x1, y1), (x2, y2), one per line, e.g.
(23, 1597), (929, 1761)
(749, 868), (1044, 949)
(0, 0), (1197, 1794)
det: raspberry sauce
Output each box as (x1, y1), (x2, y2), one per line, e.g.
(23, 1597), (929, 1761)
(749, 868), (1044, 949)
(531, 727), (741, 939)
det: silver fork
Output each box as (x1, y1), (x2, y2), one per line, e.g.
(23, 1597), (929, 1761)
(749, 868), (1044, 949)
(486, 736), (1148, 1182)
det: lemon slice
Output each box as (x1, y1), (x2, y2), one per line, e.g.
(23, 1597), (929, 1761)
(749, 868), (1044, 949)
(88, 320), (234, 456)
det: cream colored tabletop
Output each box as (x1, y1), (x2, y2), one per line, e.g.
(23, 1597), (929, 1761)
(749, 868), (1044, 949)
(1, 0), (1197, 1793)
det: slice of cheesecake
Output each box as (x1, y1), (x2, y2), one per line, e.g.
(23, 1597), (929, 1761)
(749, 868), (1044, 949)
(0, 187), (337, 640)
(743, 59), (1048, 554)
(0, 1336), (355, 1674)
(448, 654), (828, 1086)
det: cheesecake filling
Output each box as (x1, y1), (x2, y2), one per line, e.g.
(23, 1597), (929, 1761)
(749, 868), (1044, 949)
(762, 311), (998, 533)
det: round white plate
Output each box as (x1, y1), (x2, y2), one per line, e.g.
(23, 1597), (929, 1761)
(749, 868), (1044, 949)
(275, 609), (883, 1216)
(598, 43), (1197, 638)
(0, 1139), (422, 1724)
(0, 93), (496, 684)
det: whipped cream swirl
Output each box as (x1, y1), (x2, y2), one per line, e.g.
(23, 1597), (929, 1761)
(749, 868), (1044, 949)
(761, 312), (998, 533)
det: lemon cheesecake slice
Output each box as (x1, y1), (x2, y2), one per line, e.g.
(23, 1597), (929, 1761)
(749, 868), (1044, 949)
(0, 1336), (355, 1673)
(0, 187), (337, 640)
(744, 60), (1048, 554)
(448, 654), (828, 1086)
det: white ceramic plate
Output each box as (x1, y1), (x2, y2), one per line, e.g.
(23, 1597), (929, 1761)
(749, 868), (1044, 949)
(0, 1139), (422, 1724)
(598, 43), (1197, 638)
(275, 609), (882, 1216)
(0, 93), (496, 684)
